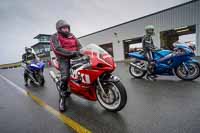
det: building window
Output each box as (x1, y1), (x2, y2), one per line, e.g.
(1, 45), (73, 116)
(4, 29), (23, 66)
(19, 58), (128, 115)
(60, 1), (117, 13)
(99, 43), (114, 56)
(160, 25), (196, 50)
(39, 36), (50, 42)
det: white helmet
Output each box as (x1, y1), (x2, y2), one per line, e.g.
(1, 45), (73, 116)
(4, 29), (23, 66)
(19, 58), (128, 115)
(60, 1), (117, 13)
(145, 25), (155, 36)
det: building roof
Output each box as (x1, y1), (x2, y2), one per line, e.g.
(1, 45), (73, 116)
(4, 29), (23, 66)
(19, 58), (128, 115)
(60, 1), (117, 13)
(78, 0), (196, 39)
(33, 34), (51, 39)
(31, 42), (50, 48)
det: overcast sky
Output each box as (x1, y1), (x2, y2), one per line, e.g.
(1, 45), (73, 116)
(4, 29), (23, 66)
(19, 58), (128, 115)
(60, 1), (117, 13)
(0, 0), (191, 64)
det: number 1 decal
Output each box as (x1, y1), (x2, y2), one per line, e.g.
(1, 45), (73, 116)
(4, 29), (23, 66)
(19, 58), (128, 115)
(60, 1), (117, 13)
(81, 74), (91, 84)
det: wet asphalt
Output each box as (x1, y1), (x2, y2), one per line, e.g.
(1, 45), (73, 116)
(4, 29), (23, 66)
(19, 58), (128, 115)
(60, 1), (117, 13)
(0, 62), (200, 133)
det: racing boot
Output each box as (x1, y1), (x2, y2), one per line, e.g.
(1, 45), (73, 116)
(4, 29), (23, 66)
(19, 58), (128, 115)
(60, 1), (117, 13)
(146, 62), (157, 80)
(59, 95), (66, 112)
(24, 82), (28, 86)
(58, 81), (69, 112)
(24, 76), (28, 86)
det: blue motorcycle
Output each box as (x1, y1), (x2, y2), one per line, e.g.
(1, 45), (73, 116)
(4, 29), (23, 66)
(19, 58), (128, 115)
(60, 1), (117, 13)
(22, 60), (45, 86)
(128, 43), (200, 81)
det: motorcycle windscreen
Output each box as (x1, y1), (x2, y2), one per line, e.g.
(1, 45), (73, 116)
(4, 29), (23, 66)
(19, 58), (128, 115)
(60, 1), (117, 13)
(80, 44), (114, 66)
(36, 61), (45, 69)
(29, 64), (41, 70)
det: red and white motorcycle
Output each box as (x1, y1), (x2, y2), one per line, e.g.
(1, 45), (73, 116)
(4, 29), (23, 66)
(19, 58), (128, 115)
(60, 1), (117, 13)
(50, 44), (127, 112)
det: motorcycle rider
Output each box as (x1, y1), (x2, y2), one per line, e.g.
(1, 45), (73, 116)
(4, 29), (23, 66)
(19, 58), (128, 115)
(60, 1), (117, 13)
(22, 47), (36, 86)
(142, 25), (157, 79)
(50, 19), (82, 112)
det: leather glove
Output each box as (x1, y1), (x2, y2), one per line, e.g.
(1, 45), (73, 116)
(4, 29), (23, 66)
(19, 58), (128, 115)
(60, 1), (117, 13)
(73, 51), (81, 57)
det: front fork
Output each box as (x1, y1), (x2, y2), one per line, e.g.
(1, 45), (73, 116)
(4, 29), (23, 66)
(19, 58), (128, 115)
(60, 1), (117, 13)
(97, 74), (120, 96)
(27, 71), (39, 84)
(182, 62), (190, 74)
(97, 77), (107, 96)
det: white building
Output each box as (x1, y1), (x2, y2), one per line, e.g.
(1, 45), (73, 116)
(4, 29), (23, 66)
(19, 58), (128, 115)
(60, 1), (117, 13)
(78, 0), (200, 61)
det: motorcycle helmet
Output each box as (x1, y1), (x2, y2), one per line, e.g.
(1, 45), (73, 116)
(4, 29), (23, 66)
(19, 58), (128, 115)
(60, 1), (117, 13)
(25, 47), (32, 54)
(56, 19), (71, 37)
(145, 25), (155, 36)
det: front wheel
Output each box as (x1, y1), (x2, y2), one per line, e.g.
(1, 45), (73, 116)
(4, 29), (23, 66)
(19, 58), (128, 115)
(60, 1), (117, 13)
(96, 81), (127, 112)
(37, 73), (45, 86)
(175, 62), (200, 81)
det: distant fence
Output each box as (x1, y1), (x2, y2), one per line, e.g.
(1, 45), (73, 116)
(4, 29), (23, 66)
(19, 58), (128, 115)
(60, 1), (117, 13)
(0, 62), (21, 69)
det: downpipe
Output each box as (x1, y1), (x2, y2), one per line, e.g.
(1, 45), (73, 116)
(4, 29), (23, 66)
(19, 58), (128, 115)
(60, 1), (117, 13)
(130, 62), (146, 71)
(49, 71), (59, 83)
(49, 71), (62, 93)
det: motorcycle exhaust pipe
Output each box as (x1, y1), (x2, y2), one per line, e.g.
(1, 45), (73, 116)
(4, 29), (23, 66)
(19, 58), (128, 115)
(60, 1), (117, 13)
(49, 71), (59, 83)
(130, 62), (146, 71)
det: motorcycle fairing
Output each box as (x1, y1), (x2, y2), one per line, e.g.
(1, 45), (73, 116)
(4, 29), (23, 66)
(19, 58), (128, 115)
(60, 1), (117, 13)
(68, 52), (113, 101)
(29, 61), (45, 71)
(128, 49), (172, 61)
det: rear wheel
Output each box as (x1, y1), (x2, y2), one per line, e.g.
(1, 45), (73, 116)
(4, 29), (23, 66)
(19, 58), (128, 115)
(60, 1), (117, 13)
(96, 81), (127, 112)
(175, 62), (200, 81)
(129, 62), (146, 78)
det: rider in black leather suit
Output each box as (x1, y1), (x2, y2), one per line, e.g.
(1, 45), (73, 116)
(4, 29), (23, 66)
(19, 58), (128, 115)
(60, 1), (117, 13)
(142, 25), (157, 79)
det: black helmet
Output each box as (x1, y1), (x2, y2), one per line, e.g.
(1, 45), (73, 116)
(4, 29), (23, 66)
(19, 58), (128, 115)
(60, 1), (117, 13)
(145, 25), (155, 36)
(56, 19), (71, 37)
(25, 47), (32, 54)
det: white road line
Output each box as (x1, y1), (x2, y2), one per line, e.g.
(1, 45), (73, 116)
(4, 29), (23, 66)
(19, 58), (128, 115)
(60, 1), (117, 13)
(0, 74), (27, 95)
(0, 74), (92, 133)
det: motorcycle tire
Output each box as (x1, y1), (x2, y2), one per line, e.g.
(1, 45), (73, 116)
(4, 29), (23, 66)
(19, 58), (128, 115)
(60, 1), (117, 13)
(175, 62), (200, 81)
(38, 74), (45, 86)
(129, 64), (146, 78)
(96, 81), (127, 112)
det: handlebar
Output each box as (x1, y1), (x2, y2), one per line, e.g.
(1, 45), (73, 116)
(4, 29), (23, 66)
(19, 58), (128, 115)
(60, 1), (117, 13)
(71, 56), (91, 70)
(71, 56), (90, 65)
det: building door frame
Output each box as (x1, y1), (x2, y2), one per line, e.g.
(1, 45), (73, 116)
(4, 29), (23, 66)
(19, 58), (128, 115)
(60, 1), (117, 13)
(123, 37), (143, 59)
